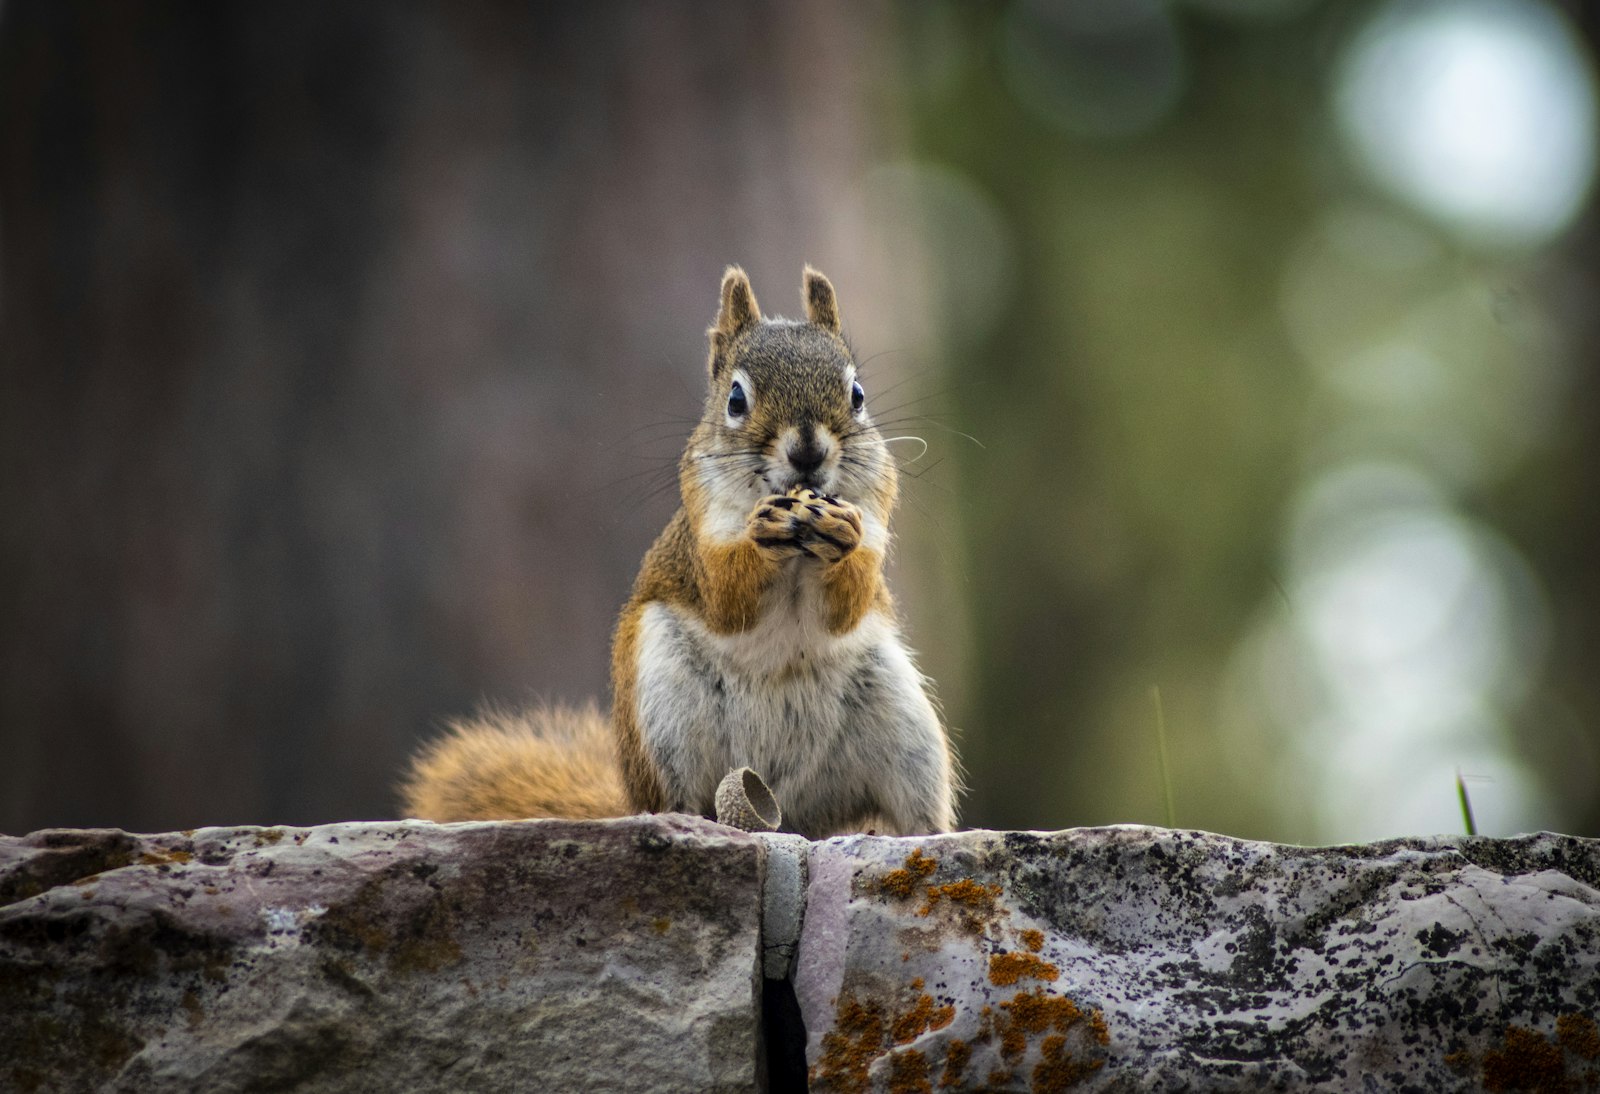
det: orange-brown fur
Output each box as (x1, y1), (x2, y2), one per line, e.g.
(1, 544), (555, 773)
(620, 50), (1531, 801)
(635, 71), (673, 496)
(823, 545), (888, 634)
(399, 702), (625, 820)
(697, 536), (783, 633)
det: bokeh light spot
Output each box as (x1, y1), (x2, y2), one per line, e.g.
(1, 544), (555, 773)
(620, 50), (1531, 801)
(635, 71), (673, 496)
(1335, 0), (1598, 248)
(1252, 461), (1553, 840)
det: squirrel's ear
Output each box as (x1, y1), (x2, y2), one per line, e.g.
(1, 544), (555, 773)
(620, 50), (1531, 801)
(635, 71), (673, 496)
(714, 266), (761, 339)
(709, 266), (762, 376)
(802, 265), (842, 334)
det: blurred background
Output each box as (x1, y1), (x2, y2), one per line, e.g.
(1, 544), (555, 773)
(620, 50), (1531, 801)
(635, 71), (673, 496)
(3, 0), (1597, 844)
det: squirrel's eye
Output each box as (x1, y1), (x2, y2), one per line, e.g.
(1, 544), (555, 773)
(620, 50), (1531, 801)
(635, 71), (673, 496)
(727, 381), (749, 418)
(850, 380), (866, 413)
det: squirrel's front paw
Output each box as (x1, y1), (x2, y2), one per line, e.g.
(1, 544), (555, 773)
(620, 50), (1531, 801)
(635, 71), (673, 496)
(786, 488), (863, 564)
(748, 494), (815, 560)
(747, 490), (863, 563)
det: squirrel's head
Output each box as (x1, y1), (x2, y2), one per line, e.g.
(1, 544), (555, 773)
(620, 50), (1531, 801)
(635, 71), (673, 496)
(688, 266), (894, 516)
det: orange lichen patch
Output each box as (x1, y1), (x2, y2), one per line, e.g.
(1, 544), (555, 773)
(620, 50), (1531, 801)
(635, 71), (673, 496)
(1471, 1014), (1600, 1092)
(1558, 1014), (1600, 1061)
(882, 873), (918, 899)
(816, 983), (967, 1090)
(813, 992), (886, 1094)
(940, 1038), (971, 1088)
(896, 998), (953, 1049)
(138, 850), (193, 866)
(1033, 1031), (1105, 1092)
(1001, 989), (1083, 1035)
(919, 879), (1003, 920)
(925, 879), (999, 910)
(888, 1049), (932, 1094)
(987, 1069), (1017, 1087)
(651, 917), (671, 935)
(1020, 928), (1045, 953)
(1482, 1026), (1568, 1093)
(1088, 1010), (1111, 1047)
(989, 952), (1061, 987)
(986, 988), (1111, 1088)
(881, 848), (938, 899)
(1002, 1023), (1028, 1061)
(923, 890), (1006, 937)
(893, 994), (940, 1044)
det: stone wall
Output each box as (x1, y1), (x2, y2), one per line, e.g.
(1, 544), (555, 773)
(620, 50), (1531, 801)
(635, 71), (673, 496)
(3, 818), (1598, 1091)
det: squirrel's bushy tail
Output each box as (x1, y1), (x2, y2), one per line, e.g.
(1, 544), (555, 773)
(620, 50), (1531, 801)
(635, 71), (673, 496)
(398, 701), (627, 821)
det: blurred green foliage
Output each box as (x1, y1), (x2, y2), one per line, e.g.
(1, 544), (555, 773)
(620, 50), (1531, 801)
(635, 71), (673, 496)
(891, 0), (1600, 842)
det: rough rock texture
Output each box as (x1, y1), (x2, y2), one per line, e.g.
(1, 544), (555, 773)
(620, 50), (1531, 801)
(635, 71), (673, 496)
(0, 816), (763, 1094)
(7, 820), (1599, 1092)
(795, 827), (1600, 1093)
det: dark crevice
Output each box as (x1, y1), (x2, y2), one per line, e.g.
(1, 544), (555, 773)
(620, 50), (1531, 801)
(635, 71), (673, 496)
(762, 975), (808, 1093)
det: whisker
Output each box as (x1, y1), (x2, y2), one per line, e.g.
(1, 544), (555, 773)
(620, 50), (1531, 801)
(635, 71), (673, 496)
(881, 435), (930, 462)
(854, 348), (909, 373)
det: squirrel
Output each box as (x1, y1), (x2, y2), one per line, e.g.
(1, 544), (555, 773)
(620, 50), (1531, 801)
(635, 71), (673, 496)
(399, 266), (959, 838)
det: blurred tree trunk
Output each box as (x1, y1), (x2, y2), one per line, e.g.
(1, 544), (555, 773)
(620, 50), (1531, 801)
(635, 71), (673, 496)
(0, 2), (909, 831)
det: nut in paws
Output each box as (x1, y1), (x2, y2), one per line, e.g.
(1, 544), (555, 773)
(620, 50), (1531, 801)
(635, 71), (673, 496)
(785, 487), (862, 564)
(748, 494), (813, 560)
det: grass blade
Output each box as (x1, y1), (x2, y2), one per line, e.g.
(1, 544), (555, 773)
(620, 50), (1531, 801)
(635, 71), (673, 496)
(1456, 768), (1478, 837)
(1152, 686), (1176, 830)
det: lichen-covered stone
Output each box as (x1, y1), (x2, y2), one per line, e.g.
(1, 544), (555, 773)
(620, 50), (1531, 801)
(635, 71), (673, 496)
(795, 827), (1600, 1092)
(0, 816), (763, 1094)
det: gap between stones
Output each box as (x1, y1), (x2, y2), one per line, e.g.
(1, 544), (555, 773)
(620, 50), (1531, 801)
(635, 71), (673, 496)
(757, 833), (810, 1092)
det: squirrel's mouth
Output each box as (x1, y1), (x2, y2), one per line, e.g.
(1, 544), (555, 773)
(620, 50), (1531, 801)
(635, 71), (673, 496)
(767, 466), (834, 496)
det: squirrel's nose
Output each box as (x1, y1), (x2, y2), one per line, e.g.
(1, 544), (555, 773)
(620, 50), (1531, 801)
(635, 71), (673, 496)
(787, 441), (827, 475)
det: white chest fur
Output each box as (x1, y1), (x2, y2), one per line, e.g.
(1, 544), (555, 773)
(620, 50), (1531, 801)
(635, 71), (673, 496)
(631, 578), (946, 837)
